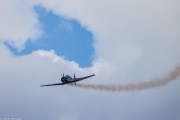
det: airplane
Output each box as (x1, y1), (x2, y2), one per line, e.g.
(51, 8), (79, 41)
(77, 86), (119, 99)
(41, 74), (95, 87)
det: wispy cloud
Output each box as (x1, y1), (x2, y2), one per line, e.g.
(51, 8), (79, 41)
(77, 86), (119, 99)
(59, 20), (73, 32)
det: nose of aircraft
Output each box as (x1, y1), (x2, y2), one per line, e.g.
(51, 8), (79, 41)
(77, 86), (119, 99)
(61, 76), (67, 83)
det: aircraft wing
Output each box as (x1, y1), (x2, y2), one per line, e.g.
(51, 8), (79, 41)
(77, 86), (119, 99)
(74, 74), (95, 82)
(41, 82), (64, 87)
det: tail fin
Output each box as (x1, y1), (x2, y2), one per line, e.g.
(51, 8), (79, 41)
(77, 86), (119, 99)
(74, 74), (76, 80)
(74, 74), (76, 85)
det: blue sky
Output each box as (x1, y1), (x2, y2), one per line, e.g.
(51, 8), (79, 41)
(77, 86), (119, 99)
(5, 5), (94, 68)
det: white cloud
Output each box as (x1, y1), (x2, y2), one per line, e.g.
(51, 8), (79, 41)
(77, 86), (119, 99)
(0, 0), (180, 120)
(0, 0), (42, 51)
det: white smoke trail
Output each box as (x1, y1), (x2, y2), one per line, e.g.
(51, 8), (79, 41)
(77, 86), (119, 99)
(69, 65), (180, 92)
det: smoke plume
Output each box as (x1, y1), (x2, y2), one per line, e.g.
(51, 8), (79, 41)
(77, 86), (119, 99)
(69, 65), (180, 92)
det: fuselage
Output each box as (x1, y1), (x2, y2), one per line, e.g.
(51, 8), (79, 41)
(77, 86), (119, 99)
(61, 75), (75, 83)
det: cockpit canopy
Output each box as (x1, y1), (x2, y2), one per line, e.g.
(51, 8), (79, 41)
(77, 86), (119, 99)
(65, 75), (73, 81)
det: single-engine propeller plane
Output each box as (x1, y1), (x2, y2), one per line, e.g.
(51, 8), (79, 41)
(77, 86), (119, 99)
(41, 74), (95, 87)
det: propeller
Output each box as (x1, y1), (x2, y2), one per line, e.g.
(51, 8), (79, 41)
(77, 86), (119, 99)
(61, 73), (66, 83)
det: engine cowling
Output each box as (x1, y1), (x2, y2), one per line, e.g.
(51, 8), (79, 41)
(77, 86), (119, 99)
(61, 77), (67, 83)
